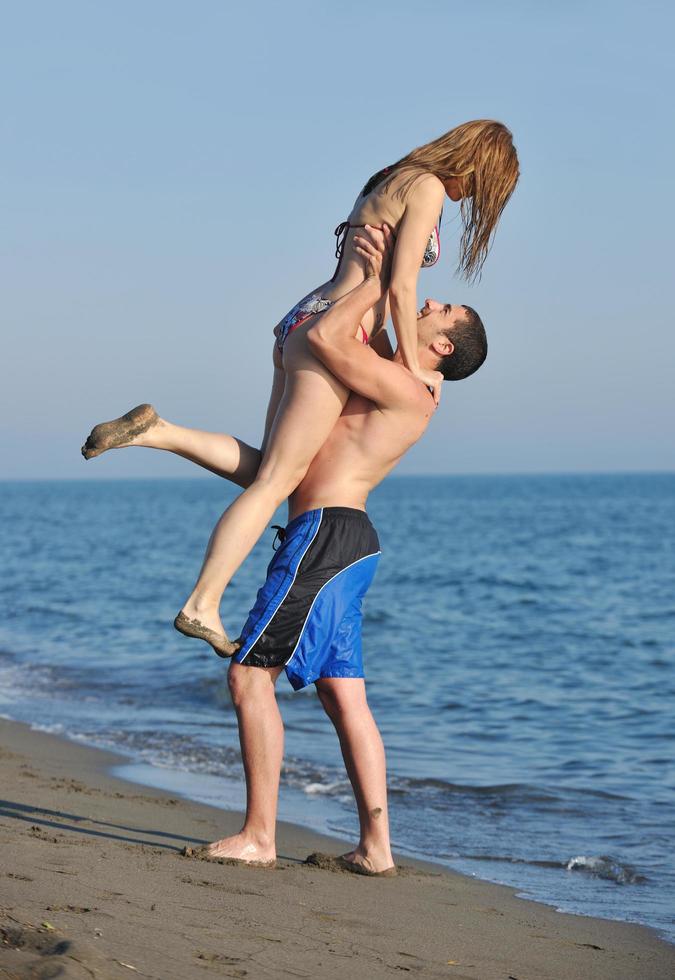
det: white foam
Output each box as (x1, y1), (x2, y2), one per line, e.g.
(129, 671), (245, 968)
(565, 854), (644, 885)
(304, 780), (350, 796)
(30, 722), (65, 734)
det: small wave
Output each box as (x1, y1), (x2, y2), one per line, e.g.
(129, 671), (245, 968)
(0, 670), (100, 703)
(21, 604), (84, 622)
(363, 607), (394, 625)
(0, 662), (56, 702)
(565, 855), (647, 885)
(461, 852), (565, 870)
(57, 726), (348, 803)
(0, 656), (161, 707)
(73, 729), (242, 777)
(30, 722), (65, 734)
(444, 851), (648, 887)
(304, 779), (351, 797)
(388, 777), (562, 804)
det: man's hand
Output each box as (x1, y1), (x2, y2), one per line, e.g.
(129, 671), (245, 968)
(354, 224), (442, 406)
(353, 223), (394, 294)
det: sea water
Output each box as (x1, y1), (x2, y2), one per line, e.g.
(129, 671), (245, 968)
(1, 474), (673, 942)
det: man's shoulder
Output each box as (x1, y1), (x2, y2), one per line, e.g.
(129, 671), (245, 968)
(372, 358), (437, 416)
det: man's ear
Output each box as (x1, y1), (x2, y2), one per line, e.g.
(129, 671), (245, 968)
(431, 336), (454, 357)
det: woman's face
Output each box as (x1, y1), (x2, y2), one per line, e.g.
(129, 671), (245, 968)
(443, 176), (470, 202)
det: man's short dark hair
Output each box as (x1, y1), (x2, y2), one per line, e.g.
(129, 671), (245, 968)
(437, 305), (487, 381)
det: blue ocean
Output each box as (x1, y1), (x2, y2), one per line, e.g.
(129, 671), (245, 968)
(1, 474), (673, 944)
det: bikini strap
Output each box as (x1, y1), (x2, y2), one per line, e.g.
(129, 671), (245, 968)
(334, 221), (372, 259)
(334, 221), (350, 259)
(333, 221), (366, 282)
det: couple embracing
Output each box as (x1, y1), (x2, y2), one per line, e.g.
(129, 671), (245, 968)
(82, 119), (518, 875)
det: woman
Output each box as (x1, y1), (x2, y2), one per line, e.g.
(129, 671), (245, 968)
(83, 119), (519, 655)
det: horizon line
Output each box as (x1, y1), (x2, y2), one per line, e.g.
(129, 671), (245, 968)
(2, 469), (675, 484)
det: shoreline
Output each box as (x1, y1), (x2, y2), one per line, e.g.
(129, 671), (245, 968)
(1, 717), (673, 979)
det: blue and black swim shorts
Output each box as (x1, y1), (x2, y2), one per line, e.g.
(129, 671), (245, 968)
(234, 507), (381, 690)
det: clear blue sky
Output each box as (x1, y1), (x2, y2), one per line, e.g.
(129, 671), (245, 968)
(2, 0), (673, 478)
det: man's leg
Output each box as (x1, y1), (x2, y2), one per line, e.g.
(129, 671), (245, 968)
(315, 677), (394, 873)
(204, 661), (284, 863)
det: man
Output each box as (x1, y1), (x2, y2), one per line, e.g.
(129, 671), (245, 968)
(81, 227), (487, 875)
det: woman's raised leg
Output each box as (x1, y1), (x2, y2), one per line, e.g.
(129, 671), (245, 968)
(82, 405), (262, 488)
(81, 341), (286, 485)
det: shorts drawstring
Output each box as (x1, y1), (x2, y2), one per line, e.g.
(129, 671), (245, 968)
(271, 525), (286, 551)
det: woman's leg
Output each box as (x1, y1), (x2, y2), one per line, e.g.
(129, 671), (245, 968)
(260, 343), (286, 458)
(154, 425), (262, 487)
(180, 329), (349, 645)
(82, 406), (262, 488)
(158, 340), (285, 480)
(82, 340), (285, 485)
(202, 662), (284, 863)
(315, 678), (394, 873)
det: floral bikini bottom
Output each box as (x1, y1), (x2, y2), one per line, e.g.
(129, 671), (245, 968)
(275, 292), (335, 352)
(275, 291), (368, 353)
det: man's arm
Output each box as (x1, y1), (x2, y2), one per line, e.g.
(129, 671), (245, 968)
(308, 228), (418, 409)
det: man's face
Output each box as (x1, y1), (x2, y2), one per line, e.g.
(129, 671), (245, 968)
(417, 298), (464, 335)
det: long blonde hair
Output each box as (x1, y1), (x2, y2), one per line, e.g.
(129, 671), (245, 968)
(363, 120), (519, 281)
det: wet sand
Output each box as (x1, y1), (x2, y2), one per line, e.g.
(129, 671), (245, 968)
(1, 718), (673, 979)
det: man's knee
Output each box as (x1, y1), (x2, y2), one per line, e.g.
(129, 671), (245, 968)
(316, 684), (340, 719)
(228, 662), (269, 708)
(316, 679), (367, 721)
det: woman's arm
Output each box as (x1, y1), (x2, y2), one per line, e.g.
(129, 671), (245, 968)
(388, 173), (445, 402)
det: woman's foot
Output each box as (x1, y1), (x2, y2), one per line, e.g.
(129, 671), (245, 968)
(182, 832), (276, 867)
(81, 403), (160, 459)
(174, 610), (240, 658)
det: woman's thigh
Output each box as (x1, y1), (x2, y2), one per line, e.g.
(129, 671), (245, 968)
(257, 327), (348, 485)
(261, 343), (286, 457)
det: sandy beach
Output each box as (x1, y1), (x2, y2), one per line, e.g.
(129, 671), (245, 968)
(0, 718), (672, 979)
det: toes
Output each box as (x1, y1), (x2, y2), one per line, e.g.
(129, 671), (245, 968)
(213, 637), (241, 659)
(81, 437), (97, 460)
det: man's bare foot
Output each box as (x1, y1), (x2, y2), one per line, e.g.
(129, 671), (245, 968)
(81, 403), (160, 459)
(338, 846), (397, 877)
(305, 848), (397, 877)
(182, 832), (276, 867)
(174, 610), (240, 659)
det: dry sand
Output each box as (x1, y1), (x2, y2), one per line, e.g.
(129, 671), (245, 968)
(1, 718), (673, 980)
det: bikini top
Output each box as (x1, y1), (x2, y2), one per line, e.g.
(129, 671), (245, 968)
(333, 163), (442, 274)
(333, 219), (441, 270)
